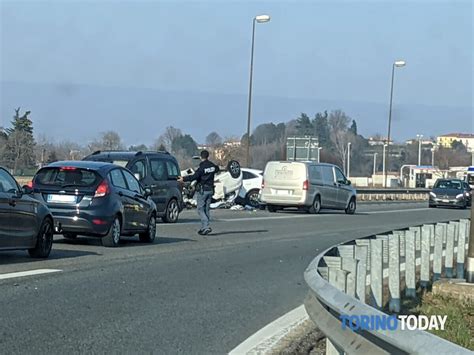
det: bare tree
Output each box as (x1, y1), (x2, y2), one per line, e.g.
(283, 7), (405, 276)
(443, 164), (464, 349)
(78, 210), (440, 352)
(88, 131), (124, 152)
(205, 131), (223, 147)
(154, 126), (182, 151)
(329, 110), (352, 173)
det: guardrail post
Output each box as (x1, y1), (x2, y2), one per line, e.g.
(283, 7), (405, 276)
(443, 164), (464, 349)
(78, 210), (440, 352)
(433, 224), (444, 281)
(342, 258), (357, 297)
(457, 220), (467, 279)
(388, 234), (400, 312)
(420, 224), (431, 288)
(355, 245), (368, 303)
(376, 235), (389, 265)
(405, 230), (416, 298)
(445, 224), (455, 278)
(370, 239), (383, 309)
(325, 338), (344, 355)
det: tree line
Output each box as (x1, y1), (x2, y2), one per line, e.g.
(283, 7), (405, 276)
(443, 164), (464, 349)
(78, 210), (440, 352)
(0, 107), (471, 175)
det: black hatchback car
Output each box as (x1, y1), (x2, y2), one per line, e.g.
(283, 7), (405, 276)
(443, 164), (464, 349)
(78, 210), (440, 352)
(83, 151), (183, 223)
(31, 161), (157, 247)
(0, 167), (54, 258)
(429, 178), (471, 209)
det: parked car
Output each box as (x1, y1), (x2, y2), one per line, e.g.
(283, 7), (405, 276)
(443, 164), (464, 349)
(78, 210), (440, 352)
(31, 161), (157, 247)
(83, 151), (183, 223)
(0, 167), (54, 258)
(260, 161), (357, 214)
(238, 168), (263, 208)
(429, 178), (471, 209)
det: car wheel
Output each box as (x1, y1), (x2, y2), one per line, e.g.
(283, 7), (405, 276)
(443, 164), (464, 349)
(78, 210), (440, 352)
(63, 233), (77, 240)
(267, 205), (277, 213)
(162, 199), (179, 223)
(227, 160), (241, 179)
(28, 218), (54, 258)
(139, 215), (156, 243)
(345, 197), (356, 215)
(245, 189), (260, 208)
(308, 196), (321, 214)
(102, 216), (121, 247)
(429, 204), (436, 208)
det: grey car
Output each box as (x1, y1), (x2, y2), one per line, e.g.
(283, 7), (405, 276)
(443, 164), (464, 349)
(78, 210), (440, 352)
(0, 167), (54, 258)
(260, 161), (357, 214)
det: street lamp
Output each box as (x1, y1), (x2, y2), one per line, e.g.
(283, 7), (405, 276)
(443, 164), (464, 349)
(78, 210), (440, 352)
(373, 152), (378, 176)
(431, 147), (435, 167)
(317, 147), (322, 163)
(347, 142), (351, 178)
(385, 59), (406, 187)
(382, 144), (388, 187)
(245, 14), (271, 168)
(416, 134), (423, 166)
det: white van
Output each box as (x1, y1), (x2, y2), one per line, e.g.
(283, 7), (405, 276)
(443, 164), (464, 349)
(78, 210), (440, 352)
(260, 161), (357, 214)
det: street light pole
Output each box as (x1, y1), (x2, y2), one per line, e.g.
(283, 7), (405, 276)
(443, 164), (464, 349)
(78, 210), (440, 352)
(373, 152), (377, 176)
(385, 60), (406, 188)
(431, 148), (435, 167)
(245, 14), (270, 168)
(317, 147), (322, 163)
(382, 144), (387, 187)
(417, 134), (423, 166)
(347, 142), (351, 178)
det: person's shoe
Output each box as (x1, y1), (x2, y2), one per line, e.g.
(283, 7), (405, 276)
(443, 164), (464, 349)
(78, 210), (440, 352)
(202, 228), (212, 235)
(197, 229), (205, 235)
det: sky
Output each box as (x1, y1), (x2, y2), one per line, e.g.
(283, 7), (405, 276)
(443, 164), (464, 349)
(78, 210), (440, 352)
(0, 0), (472, 145)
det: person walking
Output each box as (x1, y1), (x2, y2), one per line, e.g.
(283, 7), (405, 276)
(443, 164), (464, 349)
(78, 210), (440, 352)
(178, 150), (219, 235)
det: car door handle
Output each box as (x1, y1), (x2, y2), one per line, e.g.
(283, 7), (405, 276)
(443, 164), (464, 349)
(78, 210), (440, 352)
(8, 198), (16, 207)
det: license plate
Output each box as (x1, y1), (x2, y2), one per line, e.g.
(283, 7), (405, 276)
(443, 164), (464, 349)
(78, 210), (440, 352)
(275, 189), (290, 195)
(47, 194), (77, 203)
(442, 199), (450, 203)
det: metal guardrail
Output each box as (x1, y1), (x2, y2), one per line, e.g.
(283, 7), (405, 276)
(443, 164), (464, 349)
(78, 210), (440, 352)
(304, 218), (471, 354)
(356, 188), (430, 194)
(356, 188), (429, 202)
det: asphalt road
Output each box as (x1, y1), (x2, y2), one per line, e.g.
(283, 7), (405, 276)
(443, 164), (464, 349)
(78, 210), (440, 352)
(0, 203), (469, 354)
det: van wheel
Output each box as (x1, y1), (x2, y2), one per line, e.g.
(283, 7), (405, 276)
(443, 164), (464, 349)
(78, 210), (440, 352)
(28, 218), (54, 258)
(102, 217), (121, 247)
(345, 198), (356, 215)
(308, 196), (321, 214)
(162, 199), (179, 223)
(139, 215), (156, 243)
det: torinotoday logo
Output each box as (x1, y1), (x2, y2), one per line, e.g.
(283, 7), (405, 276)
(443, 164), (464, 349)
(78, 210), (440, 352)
(339, 314), (447, 331)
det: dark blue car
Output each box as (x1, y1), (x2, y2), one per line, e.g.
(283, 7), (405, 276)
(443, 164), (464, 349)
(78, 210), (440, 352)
(31, 161), (157, 247)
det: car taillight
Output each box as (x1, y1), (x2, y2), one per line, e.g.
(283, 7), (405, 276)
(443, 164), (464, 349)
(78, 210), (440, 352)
(303, 180), (309, 190)
(261, 179), (265, 189)
(94, 180), (109, 198)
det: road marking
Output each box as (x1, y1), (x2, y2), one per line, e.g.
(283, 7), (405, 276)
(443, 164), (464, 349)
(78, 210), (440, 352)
(365, 208), (430, 214)
(229, 305), (308, 354)
(0, 269), (62, 281)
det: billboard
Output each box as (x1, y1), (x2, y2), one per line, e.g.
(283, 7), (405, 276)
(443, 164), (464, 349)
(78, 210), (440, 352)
(286, 136), (320, 161)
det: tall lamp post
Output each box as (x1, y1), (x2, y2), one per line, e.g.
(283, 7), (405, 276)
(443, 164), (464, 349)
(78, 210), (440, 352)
(245, 14), (271, 168)
(416, 134), (423, 166)
(317, 147), (322, 163)
(431, 147), (435, 167)
(347, 142), (351, 178)
(385, 59), (406, 187)
(373, 152), (378, 176)
(382, 144), (388, 187)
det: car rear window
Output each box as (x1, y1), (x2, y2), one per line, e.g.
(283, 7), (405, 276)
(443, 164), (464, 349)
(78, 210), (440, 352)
(35, 167), (101, 187)
(434, 180), (462, 190)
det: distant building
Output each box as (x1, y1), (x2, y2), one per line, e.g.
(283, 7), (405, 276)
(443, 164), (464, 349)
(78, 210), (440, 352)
(367, 137), (393, 146)
(223, 141), (241, 147)
(405, 138), (435, 146)
(437, 133), (474, 152)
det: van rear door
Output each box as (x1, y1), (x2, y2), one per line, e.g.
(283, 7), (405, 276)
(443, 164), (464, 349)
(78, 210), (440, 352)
(320, 165), (338, 208)
(263, 162), (307, 200)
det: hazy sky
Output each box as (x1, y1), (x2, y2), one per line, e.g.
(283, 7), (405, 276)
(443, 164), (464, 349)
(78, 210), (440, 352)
(0, 0), (472, 142)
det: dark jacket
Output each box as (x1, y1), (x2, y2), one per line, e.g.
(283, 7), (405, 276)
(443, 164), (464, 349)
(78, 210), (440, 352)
(183, 160), (220, 191)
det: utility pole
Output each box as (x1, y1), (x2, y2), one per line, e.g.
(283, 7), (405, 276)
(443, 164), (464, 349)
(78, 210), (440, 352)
(467, 204), (474, 282)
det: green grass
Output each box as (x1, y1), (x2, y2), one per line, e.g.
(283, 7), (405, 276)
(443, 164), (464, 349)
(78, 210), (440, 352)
(401, 292), (473, 350)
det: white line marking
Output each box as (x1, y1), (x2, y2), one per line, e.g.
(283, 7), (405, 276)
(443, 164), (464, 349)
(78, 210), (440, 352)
(365, 208), (430, 214)
(229, 305), (308, 355)
(0, 269), (62, 280)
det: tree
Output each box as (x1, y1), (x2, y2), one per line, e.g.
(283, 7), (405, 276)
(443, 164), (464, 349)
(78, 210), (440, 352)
(251, 123), (283, 146)
(156, 126), (182, 151)
(171, 134), (198, 157)
(89, 131), (124, 152)
(4, 108), (36, 172)
(328, 110), (352, 173)
(47, 151), (58, 163)
(451, 140), (467, 152)
(205, 132), (223, 147)
(128, 144), (148, 152)
(312, 111), (331, 148)
(295, 113), (313, 136)
(349, 120), (358, 136)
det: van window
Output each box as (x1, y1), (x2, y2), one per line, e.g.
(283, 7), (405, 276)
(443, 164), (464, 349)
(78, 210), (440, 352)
(150, 159), (167, 181)
(129, 160), (146, 181)
(334, 167), (346, 183)
(321, 166), (335, 185)
(166, 161), (179, 179)
(309, 165), (322, 182)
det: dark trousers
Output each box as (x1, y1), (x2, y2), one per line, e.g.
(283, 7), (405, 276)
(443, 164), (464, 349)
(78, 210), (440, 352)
(196, 190), (213, 229)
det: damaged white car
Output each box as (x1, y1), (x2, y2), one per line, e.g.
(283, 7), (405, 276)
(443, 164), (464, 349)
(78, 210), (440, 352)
(181, 160), (243, 208)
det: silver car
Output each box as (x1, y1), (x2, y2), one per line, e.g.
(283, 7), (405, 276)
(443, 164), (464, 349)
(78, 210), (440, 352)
(260, 161), (357, 214)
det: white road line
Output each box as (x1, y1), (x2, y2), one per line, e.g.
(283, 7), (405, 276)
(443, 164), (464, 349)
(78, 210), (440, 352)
(229, 305), (308, 355)
(365, 208), (430, 214)
(0, 269), (62, 281)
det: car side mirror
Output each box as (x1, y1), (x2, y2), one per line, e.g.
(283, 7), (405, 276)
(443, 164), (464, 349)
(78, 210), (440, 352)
(22, 185), (33, 194)
(346, 180), (351, 185)
(338, 179), (347, 185)
(144, 187), (152, 197)
(134, 173), (143, 181)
